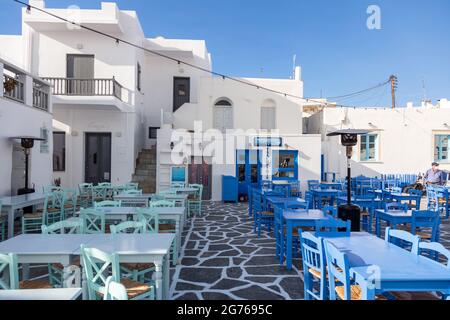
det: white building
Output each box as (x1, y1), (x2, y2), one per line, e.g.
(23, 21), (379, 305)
(0, 58), (53, 196)
(306, 103), (450, 180)
(0, 1), (322, 200)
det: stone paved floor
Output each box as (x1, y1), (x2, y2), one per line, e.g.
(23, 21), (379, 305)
(170, 201), (305, 300)
(170, 201), (450, 300)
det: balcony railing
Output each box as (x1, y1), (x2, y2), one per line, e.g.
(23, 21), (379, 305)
(43, 77), (123, 101)
(33, 81), (49, 111)
(3, 74), (24, 103)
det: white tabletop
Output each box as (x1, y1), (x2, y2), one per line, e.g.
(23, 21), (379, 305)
(0, 193), (46, 207)
(0, 288), (82, 300)
(97, 206), (185, 216)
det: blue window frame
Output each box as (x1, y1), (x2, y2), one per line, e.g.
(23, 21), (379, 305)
(435, 135), (449, 162)
(360, 134), (378, 161)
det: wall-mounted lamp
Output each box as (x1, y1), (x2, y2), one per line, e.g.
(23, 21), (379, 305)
(444, 123), (449, 128)
(170, 142), (174, 150)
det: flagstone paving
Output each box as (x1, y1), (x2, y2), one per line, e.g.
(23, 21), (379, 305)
(170, 201), (305, 300)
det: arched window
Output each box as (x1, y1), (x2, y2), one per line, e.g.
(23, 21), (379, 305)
(261, 99), (276, 130)
(213, 98), (233, 132)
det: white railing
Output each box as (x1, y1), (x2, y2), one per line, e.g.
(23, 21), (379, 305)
(3, 74), (24, 103)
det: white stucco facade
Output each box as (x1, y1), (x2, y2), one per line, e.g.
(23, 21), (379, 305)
(307, 104), (450, 180)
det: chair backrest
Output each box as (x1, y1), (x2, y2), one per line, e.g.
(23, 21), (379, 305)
(98, 182), (112, 188)
(94, 200), (122, 208)
(150, 200), (175, 208)
(92, 185), (107, 200)
(324, 240), (352, 300)
(103, 276), (128, 300)
(385, 202), (408, 211)
(385, 227), (420, 253)
(411, 210), (440, 240)
(43, 185), (62, 193)
(284, 201), (309, 210)
(110, 219), (146, 234)
(304, 191), (314, 209)
(80, 209), (106, 234)
(159, 189), (177, 195)
(125, 182), (139, 190)
(308, 180), (320, 190)
(315, 219), (351, 237)
(417, 242), (450, 268)
(51, 190), (65, 209)
(322, 205), (338, 218)
(79, 183), (93, 194)
(300, 232), (326, 299)
(136, 207), (159, 233)
(409, 189), (422, 197)
(0, 253), (19, 290)
(41, 219), (83, 234)
(171, 182), (186, 188)
(81, 245), (120, 300)
(123, 189), (143, 195)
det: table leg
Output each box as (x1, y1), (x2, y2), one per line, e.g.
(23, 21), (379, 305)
(175, 218), (181, 264)
(22, 263), (30, 280)
(154, 259), (163, 300)
(163, 254), (170, 300)
(7, 208), (14, 238)
(286, 221), (293, 270)
(376, 216), (381, 237)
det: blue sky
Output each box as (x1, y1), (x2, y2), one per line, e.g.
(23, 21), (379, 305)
(1, 0), (449, 106)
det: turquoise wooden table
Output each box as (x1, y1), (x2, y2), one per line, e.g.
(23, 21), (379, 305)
(326, 233), (450, 300)
(283, 209), (333, 270)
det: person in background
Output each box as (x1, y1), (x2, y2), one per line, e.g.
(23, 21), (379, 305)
(423, 162), (446, 186)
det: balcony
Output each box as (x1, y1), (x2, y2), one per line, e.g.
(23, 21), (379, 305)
(1, 60), (50, 112)
(43, 77), (123, 101)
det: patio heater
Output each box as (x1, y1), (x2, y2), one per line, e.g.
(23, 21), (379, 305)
(326, 129), (371, 231)
(11, 136), (45, 198)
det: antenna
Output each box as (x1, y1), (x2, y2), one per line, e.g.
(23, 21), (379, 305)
(292, 54), (297, 78)
(422, 77), (427, 103)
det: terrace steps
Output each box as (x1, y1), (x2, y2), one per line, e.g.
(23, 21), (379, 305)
(132, 146), (157, 193)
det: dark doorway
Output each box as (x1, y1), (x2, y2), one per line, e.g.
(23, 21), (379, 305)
(67, 54), (95, 95)
(188, 157), (212, 200)
(173, 77), (190, 112)
(85, 132), (111, 184)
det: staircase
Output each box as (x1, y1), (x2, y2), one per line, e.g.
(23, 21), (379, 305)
(132, 146), (157, 193)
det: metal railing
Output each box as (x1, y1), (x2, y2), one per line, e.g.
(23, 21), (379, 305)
(3, 74), (24, 102)
(42, 77), (123, 101)
(33, 81), (49, 111)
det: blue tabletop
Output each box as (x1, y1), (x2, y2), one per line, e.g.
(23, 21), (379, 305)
(266, 197), (305, 204)
(375, 209), (412, 218)
(326, 233), (450, 281)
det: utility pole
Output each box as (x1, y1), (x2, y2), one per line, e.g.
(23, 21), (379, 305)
(390, 75), (398, 109)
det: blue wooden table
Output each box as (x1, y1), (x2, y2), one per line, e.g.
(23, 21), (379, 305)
(325, 233), (450, 300)
(266, 197), (305, 209)
(374, 209), (413, 237)
(283, 209), (333, 270)
(319, 182), (342, 190)
(311, 189), (340, 209)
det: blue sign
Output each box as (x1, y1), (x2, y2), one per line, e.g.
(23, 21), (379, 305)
(171, 166), (186, 182)
(254, 137), (283, 147)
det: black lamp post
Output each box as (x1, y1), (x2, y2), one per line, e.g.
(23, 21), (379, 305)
(326, 129), (371, 231)
(11, 136), (45, 196)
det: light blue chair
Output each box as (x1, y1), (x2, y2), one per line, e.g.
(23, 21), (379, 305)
(0, 252), (53, 290)
(385, 227), (420, 253)
(92, 185), (107, 203)
(150, 200), (175, 208)
(42, 219), (83, 286)
(80, 245), (155, 300)
(110, 220), (146, 234)
(324, 240), (386, 300)
(80, 209), (105, 234)
(123, 189), (143, 195)
(300, 232), (327, 300)
(104, 276), (128, 300)
(137, 208), (159, 233)
(62, 188), (78, 219)
(22, 192), (62, 234)
(187, 184), (203, 217)
(94, 200), (122, 208)
(125, 182), (139, 190)
(0, 200), (5, 241)
(78, 183), (94, 208)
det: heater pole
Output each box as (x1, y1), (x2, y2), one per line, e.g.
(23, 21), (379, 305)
(347, 156), (351, 205)
(24, 149), (30, 189)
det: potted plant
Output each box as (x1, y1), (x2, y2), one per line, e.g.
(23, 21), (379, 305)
(54, 177), (61, 187)
(3, 77), (17, 93)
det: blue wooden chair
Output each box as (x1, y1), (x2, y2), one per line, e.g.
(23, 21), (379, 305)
(322, 205), (338, 218)
(274, 205), (305, 264)
(304, 191), (314, 209)
(0, 252), (53, 290)
(315, 219), (351, 238)
(104, 276), (128, 300)
(289, 181), (301, 197)
(284, 201), (309, 210)
(408, 189), (423, 210)
(253, 191), (274, 237)
(385, 227), (420, 253)
(80, 245), (155, 300)
(94, 200), (122, 208)
(42, 219), (83, 286)
(410, 210), (440, 242)
(80, 208), (106, 234)
(300, 232), (327, 300)
(385, 202), (408, 211)
(324, 240), (386, 300)
(308, 180), (320, 191)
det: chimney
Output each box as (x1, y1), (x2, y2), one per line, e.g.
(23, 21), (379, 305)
(29, 0), (45, 9)
(406, 102), (413, 108)
(294, 66), (301, 81)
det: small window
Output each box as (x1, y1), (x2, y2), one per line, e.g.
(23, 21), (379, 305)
(149, 127), (159, 139)
(137, 63), (142, 92)
(53, 132), (66, 172)
(177, 84), (186, 96)
(360, 134), (378, 161)
(435, 134), (450, 162)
